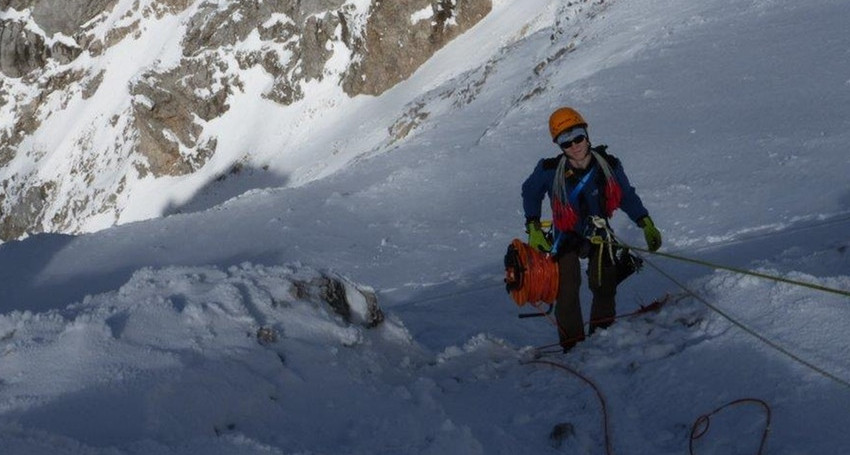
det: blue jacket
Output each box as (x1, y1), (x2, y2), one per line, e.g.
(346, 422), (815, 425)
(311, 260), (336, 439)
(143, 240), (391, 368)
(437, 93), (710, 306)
(522, 145), (649, 238)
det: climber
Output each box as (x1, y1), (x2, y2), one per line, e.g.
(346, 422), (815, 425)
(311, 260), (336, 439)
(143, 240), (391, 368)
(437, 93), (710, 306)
(521, 107), (662, 352)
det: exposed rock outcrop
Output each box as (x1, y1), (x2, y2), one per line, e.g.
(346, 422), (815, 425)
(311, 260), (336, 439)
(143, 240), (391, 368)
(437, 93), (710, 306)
(130, 54), (230, 177)
(0, 179), (54, 239)
(344, 0), (491, 96)
(0, 18), (81, 78)
(290, 273), (385, 329)
(0, 0), (117, 35)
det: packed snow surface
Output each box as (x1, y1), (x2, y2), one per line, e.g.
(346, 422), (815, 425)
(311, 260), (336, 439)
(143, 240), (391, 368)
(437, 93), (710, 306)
(2, 0), (850, 454)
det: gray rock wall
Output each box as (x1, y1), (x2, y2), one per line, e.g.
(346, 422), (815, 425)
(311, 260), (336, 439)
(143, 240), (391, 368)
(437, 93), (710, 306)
(344, 0), (491, 96)
(0, 0), (491, 239)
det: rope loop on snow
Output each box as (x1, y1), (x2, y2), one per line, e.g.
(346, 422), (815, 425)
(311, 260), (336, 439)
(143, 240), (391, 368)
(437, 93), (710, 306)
(689, 398), (772, 455)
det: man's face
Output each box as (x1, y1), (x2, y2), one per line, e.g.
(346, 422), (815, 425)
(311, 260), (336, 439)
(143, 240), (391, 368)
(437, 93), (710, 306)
(561, 136), (589, 161)
(558, 129), (589, 162)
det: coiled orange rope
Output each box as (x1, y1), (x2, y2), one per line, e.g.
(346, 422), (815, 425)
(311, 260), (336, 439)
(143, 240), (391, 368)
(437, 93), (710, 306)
(507, 239), (559, 305)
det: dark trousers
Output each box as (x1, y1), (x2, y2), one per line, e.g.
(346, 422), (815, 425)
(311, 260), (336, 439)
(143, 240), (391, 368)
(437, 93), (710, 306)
(555, 246), (618, 350)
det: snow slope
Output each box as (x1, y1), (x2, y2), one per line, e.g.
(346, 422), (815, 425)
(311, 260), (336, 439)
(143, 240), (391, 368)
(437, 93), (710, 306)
(2, 0), (850, 453)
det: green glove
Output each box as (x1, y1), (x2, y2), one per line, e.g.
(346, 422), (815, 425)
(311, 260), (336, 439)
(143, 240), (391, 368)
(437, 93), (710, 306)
(639, 216), (662, 252)
(526, 220), (551, 252)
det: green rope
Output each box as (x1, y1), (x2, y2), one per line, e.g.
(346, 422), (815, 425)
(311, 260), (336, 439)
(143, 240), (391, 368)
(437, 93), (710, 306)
(614, 241), (850, 299)
(606, 237), (850, 390)
(634, 250), (850, 390)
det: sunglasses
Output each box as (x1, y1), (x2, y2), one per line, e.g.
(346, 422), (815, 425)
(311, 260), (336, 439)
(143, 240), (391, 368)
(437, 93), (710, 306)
(559, 135), (586, 149)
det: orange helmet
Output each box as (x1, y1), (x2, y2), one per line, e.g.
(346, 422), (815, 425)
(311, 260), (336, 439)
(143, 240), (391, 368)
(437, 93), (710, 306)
(548, 107), (587, 141)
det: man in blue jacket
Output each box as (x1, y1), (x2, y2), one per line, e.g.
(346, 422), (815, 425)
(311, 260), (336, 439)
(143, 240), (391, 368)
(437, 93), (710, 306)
(522, 107), (662, 352)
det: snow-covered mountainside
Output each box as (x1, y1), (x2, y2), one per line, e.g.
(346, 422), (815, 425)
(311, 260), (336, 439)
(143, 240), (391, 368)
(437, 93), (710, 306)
(2, 0), (850, 453)
(0, 0), (490, 239)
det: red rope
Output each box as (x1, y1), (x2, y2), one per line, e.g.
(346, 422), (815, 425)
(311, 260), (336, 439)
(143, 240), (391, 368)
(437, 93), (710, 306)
(526, 299), (771, 455)
(586, 293), (686, 327)
(524, 359), (614, 455)
(689, 398), (772, 455)
(525, 364), (771, 455)
(519, 296), (681, 455)
(532, 293), (684, 352)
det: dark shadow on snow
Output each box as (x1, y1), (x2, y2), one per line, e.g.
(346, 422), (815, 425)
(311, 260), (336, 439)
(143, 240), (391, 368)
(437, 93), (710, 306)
(164, 163), (290, 216)
(0, 233), (76, 314)
(0, 165), (292, 315)
(0, 232), (286, 315)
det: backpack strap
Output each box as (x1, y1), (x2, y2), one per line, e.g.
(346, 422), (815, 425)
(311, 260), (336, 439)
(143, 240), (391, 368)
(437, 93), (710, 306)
(589, 145), (623, 218)
(541, 155), (562, 170)
(591, 145), (621, 169)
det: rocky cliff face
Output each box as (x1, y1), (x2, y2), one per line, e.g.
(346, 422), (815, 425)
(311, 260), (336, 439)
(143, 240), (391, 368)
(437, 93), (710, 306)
(0, 0), (490, 240)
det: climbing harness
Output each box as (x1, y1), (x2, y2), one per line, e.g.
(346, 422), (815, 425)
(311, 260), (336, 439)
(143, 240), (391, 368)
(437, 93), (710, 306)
(588, 216), (616, 284)
(586, 216), (644, 286)
(614, 247), (644, 284)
